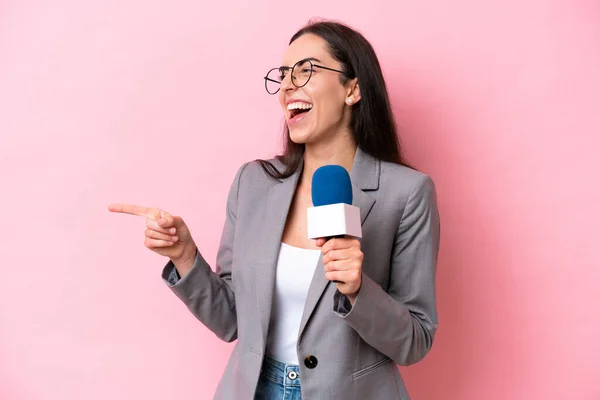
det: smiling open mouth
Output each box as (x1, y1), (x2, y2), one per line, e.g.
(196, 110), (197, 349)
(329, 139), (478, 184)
(288, 102), (313, 121)
(290, 108), (311, 118)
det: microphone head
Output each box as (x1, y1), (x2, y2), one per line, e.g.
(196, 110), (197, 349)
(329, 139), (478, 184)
(311, 165), (353, 207)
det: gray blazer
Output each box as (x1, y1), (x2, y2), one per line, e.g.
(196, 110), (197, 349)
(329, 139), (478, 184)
(161, 147), (440, 399)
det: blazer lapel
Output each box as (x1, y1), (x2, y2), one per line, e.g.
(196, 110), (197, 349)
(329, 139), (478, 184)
(255, 160), (303, 352)
(297, 147), (379, 342)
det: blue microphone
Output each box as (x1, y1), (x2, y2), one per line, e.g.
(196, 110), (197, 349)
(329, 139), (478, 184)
(308, 165), (361, 284)
(312, 165), (353, 207)
(311, 165), (353, 240)
(307, 164), (361, 240)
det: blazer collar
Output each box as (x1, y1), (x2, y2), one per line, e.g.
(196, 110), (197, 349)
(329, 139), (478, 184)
(349, 146), (380, 191)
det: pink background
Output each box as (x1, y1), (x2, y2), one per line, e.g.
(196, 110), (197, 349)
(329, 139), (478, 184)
(1, 1), (599, 399)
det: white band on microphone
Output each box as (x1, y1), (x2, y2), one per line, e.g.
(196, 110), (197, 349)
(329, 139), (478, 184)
(306, 203), (362, 239)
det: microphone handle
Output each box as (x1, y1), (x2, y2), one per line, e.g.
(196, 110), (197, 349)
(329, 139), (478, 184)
(325, 235), (345, 283)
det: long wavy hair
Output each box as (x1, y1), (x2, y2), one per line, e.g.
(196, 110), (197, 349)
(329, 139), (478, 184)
(257, 19), (413, 179)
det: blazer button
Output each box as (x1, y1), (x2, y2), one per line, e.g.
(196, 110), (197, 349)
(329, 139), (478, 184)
(304, 355), (318, 369)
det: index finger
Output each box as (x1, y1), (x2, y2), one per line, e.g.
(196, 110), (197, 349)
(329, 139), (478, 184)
(321, 236), (356, 253)
(321, 237), (341, 253)
(108, 203), (155, 218)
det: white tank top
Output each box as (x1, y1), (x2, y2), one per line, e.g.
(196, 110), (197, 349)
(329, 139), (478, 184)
(265, 242), (322, 365)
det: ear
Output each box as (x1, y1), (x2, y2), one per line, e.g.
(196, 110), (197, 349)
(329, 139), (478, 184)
(345, 78), (361, 105)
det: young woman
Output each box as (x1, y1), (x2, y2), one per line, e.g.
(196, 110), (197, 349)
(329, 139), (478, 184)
(110, 20), (440, 400)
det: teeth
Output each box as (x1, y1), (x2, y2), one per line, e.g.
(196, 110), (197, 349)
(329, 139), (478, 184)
(287, 102), (313, 111)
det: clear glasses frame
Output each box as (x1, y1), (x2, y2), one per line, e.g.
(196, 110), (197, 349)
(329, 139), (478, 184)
(264, 59), (345, 95)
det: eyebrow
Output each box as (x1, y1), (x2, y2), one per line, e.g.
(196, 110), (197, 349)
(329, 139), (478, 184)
(279, 57), (322, 69)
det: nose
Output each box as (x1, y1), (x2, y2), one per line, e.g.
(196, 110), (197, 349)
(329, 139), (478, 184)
(280, 72), (296, 92)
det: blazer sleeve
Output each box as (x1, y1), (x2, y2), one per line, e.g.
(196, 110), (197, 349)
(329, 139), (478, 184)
(160, 162), (249, 343)
(333, 173), (441, 366)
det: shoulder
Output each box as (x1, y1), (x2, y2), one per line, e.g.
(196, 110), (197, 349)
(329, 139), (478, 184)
(374, 161), (440, 239)
(380, 161), (436, 195)
(377, 160), (438, 213)
(238, 157), (282, 182)
(227, 156), (283, 193)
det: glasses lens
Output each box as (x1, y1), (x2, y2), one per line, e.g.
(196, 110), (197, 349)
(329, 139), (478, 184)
(265, 68), (283, 94)
(292, 60), (313, 88)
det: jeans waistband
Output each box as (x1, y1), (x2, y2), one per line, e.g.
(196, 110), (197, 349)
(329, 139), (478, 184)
(260, 355), (301, 387)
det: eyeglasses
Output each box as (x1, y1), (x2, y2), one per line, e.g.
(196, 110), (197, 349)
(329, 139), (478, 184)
(264, 58), (345, 95)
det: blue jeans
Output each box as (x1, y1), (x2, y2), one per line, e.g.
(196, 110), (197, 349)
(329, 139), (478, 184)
(254, 355), (302, 400)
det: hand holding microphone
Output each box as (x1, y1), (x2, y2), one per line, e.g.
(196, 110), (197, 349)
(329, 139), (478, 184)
(308, 165), (363, 303)
(316, 236), (363, 302)
(108, 204), (198, 276)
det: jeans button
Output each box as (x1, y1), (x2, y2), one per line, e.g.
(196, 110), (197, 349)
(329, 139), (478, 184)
(287, 371), (298, 380)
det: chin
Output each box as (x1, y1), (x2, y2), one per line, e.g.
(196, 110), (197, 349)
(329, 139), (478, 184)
(288, 127), (314, 144)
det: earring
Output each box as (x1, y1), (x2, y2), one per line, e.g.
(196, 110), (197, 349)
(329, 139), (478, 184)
(346, 98), (354, 105)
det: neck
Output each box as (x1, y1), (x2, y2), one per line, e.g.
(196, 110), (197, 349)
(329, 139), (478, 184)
(299, 133), (357, 192)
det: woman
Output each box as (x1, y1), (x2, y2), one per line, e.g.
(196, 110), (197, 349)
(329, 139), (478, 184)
(109, 20), (440, 400)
